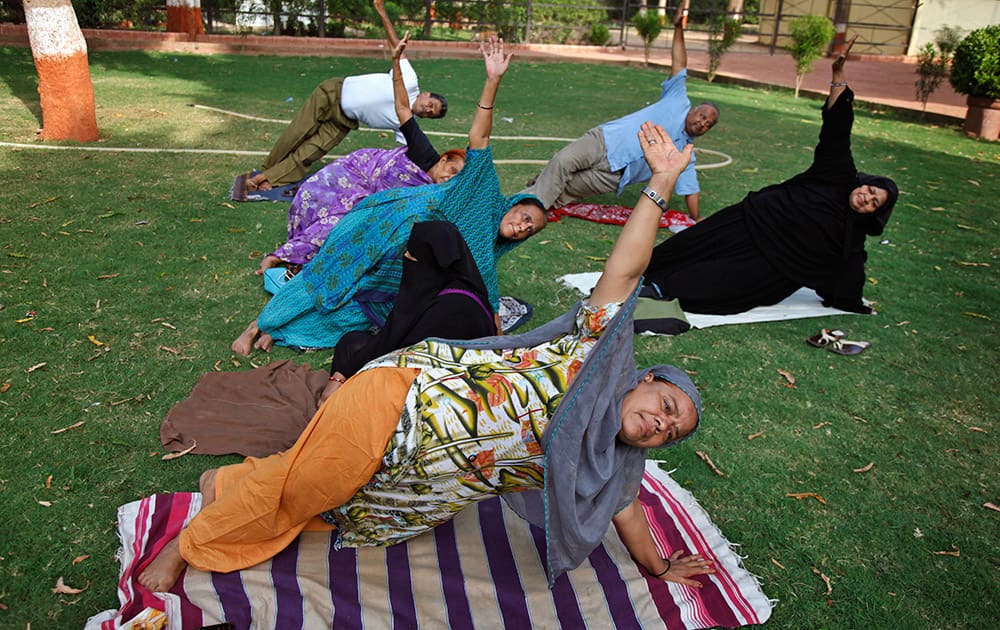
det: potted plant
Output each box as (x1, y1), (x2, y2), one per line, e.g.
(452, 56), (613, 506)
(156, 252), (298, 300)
(949, 24), (1000, 140)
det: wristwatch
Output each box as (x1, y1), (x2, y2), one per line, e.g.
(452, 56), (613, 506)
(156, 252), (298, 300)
(641, 186), (669, 212)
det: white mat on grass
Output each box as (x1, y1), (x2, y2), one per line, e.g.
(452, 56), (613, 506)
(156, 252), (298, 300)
(557, 272), (860, 329)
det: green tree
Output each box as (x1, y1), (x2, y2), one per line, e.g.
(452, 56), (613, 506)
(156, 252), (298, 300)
(787, 14), (835, 97)
(914, 26), (962, 115)
(707, 16), (741, 82)
(632, 9), (662, 66)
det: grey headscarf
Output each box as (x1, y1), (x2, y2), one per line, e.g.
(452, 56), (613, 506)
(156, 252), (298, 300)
(441, 286), (701, 586)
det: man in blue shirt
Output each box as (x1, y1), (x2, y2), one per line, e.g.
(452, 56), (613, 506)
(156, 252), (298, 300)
(521, 3), (717, 221)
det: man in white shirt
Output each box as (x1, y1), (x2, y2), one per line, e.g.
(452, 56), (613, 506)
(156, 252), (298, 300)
(247, 0), (447, 191)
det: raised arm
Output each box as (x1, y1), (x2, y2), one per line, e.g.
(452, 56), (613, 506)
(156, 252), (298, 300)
(826, 34), (856, 110)
(391, 32), (414, 126)
(670, 0), (689, 77)
(468, 36), (512, 150)
(589, 122), (692, 305)
(374, 0), (401, 51)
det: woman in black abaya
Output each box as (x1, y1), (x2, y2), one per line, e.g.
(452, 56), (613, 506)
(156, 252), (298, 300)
(643, 35), (898, 315)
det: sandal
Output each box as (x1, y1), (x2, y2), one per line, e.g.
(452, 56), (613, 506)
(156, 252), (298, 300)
(828, 339), (871, 356)
(806, 329), (846, 348)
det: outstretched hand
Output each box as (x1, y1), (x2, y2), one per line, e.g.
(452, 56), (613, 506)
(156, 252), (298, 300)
(480, 36), (512, 80)
(638, 121), (692, 179)
(673, 0), (689, 29)
(657, 549), (716, 588)
(392, 30), (410, 60)
(832, 33), (857, 74)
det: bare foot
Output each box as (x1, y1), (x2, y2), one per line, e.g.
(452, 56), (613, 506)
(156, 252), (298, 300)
(254, 332), (274, 352)
(232, 320), (261, 356)
(137, 537), (187, 593)
(199, 469), (218, 507)
(255, 254), (283, 276)
(247, 172), (271, 191)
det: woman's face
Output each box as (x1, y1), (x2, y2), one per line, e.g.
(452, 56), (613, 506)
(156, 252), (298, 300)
(500, 202), (546, 241)
(848, 184), (889, 214)
(428, 155), (465, 183)
(618, 373), (698, 449)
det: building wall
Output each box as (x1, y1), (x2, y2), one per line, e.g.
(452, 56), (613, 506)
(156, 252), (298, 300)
(907, 0), (1000, 56)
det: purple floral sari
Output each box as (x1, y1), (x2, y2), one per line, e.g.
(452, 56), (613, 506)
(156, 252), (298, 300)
(271, 147), (433, 265)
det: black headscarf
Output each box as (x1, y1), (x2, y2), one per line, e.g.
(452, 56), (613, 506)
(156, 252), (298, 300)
(856, 173), (898, 236)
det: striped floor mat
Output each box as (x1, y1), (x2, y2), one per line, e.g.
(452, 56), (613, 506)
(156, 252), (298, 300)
(87, 462), (771, 629)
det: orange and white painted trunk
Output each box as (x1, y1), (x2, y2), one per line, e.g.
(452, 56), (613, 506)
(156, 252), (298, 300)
(23, 0), (98, 141)
(166, 0), (204, 37)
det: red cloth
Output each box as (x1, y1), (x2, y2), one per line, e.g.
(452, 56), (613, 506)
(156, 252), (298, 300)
(546, 203), (695, 230)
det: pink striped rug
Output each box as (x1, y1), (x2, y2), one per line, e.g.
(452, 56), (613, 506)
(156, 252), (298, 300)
(87, 462), (771, 629)
(546, 203), (696, 230)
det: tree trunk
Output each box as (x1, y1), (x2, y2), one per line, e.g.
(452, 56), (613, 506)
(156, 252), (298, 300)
(794, 73), (802, 98)
(166, 0), (204, 37)
(23, 0), (98, 141)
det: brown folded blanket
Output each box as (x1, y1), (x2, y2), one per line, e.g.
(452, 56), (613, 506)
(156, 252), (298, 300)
(160, 360), (328, 457)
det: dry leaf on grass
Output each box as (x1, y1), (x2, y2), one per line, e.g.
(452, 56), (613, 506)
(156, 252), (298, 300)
(25, 362), (47, 373)
(564, 242), (574, 250)
(160, 321), (177, 330)
(87, 335), (106, 347)
(73, 555), (89, 565)
(786, 492), (827, 505)
(677, 354), (703, 360)
(771, 558), (785, 570)
(38, 500), (52, 507)
(962, 312), (990, 320)
(983, 503), (1000, 513)
(776, 369), (796, 388)
(747, 430), (764, 441)
(45, 475), (53, 489)
(0, 382), (10, 393)
(51, 421), (85, 435)
(162, 440), (198, 461)
(813, 421), (832, 429)
(159, 346), (180, 355)
(956, 261), (990, 267)
(968, 426), (987, 433)
(812, 567), (833, 595)
(96, 273), (120, 280)
(931, 546), (960, 557)
(695, 451), (725, 476)
(51, 577), (87, 594)
(852, 462), (874, 473)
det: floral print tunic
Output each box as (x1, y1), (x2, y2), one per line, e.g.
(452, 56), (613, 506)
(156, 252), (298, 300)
(322, 301), (622, 547)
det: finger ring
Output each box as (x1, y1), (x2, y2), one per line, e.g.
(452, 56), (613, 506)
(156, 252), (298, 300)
(648, 139), (657, 144)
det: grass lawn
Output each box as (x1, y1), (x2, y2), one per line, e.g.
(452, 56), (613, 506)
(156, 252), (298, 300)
(1, 45), (997, 628)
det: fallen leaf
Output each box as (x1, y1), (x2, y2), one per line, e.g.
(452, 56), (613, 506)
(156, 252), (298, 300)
(956, 224), (977, 231)
(929, 206), (944, 211)
(73, 555), (89, 565)
(584, 255), (607, 261)
(25, 362), (47, 373)
(538, 240), (552, 245)
(221, 202), (235, 209)
(38, 500), (52, 507)
(213, 360), (223, 372)
(677, 354), (703, 360)
(162, 440), (198, 461)
(7, 252), (30, 259)
(853, 462), (875, 473)
(967, 179), (980, 186)
(777, 369), (796, 387)
(45, 475), (53, 489)
(813, 421), (831, 429)
(695, 451), (725, 476)
(159, 346), (180, 355)
(564, 242), (574, 250)
(51, 577), (87, 594)
(0, 382), (10, 393)
(956, 261), (989, 267)
(160, 321), (177, 330)
(868, 277), (878, 285)
(983, 503), (1000, 513)
(812, 567), (833, 595)
(96, 273), (120, 280)
(914, 527), (924, 538)
(747, 430), (764, 441)
(51, 421), (85, 435)
(27, 195), (60, 209)
(87, 335), (106, 347)
(931, 546), (960, 557)
(786, 492), (827, 505)
(968, 426), (987, 433)
(771, 558), (785, 570)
